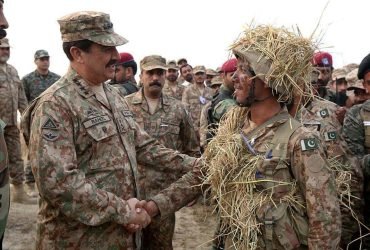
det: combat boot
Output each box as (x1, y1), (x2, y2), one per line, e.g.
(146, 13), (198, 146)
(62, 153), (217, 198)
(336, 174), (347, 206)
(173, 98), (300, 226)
(10, 184), (37, 204)
(24, 182), (38, 198)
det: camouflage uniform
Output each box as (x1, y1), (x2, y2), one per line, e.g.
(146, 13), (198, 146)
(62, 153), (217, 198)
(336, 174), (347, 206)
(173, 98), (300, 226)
(296, 97), (363, 248)
(152, 109), (341, 249)
(21, 67), (198, 250)
(111, 79), (139, 97)
(0, 119), (9, 240)
(162, 80), (185, 101)
(125, 89), (199, 250)
(0, 62), (27, 184)
(21, 70), (60, 183)
(199, 102), (211, 149)
(343, 100), (370, 248)
(182, 83), (213, 140)
(20, 11), (199, 250)
(22, 70), (60, 102)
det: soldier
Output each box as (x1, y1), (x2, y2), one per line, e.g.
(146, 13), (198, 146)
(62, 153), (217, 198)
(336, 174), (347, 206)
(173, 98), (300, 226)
(162, 60), (185, 100)
(145, 24), (341, 249)
(20, 11), (199, 249)
(312, 51), (333, 99)
(182, 65), (213, 142)
(125, 55), (199, 249)
(110, 52), (139, 96)
(343, 53), (370, 249)
(329, 67), (349, 107)
(0, 37), (34, 204)
(21, 49), (60, 197)
(0, 0), (9, 245)
(176, 58), (187, 85)
(205, 68), (218, 87)
(346, 68), (370, 105)
(22, 50), (61, 102)
(288, 71), (363, 248)
(199, 76), (222, 150)
(180, 63), (193, 87)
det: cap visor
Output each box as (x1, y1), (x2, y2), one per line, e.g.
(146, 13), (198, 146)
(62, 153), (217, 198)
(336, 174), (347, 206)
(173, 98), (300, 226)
(142, 65), (168, 71)
(90, 32), (129, 47)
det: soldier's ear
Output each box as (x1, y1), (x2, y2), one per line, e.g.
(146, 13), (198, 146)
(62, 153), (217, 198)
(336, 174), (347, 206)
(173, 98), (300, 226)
(69, 47), (84, 63)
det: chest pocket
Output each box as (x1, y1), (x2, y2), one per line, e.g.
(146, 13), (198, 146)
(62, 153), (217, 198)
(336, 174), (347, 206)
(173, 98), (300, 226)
(83, 115), (117, 141)
(159, 118), (180, 136)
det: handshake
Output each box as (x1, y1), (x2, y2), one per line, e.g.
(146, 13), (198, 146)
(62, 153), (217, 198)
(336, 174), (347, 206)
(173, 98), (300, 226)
(125, 198), (159, 233)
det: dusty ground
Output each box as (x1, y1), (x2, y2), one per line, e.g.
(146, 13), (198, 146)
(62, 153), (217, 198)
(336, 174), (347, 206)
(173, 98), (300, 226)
(2, 201), (216, 250)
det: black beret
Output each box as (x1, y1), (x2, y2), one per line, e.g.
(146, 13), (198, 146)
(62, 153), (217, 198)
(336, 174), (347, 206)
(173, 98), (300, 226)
(358, 53), (370, 80)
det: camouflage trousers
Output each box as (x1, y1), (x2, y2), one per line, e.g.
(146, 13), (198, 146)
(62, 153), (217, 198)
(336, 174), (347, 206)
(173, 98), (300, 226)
(4, 125), (24, 185)
(142, 213), (175, 250)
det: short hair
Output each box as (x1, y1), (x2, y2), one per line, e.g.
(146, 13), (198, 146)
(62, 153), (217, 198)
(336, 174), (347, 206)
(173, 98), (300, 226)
(62, 39), (94, 61)
(180, 64), (192, 75)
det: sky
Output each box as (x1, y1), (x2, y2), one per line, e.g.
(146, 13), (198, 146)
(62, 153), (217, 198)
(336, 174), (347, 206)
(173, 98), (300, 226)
(4, 0), (369, 78)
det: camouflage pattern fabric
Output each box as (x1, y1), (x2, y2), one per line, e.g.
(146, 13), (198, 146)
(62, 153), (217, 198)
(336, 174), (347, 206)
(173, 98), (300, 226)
(20, 67), (198, 250)
(0, 63), (28, 126)
(199, 102), (211, 149)
(142, 213), (176, 250)
(297, 97), (363, 248)
(211, 85), (237, 123)
(182, 84), (213, 140)
(0, 119), (9, 238)
(21, 70), (60, 102)
(152, 108), (341, 249)
(343, 100), (370, 248)
(4, 125), (24, 185)
(162, 80), (185, 101)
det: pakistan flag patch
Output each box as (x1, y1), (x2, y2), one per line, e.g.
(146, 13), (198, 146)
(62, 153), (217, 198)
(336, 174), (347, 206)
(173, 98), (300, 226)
(300, 138), (318, 151)
(324, 131), (337, 141)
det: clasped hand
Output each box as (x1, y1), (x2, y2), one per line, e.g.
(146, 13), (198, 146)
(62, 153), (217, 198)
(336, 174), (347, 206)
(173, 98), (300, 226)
(125, 198), (159, 233)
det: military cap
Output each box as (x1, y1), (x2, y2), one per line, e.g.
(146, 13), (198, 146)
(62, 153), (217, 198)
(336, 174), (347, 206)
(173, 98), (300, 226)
(221, 58), (237, 73)
(343, 63), (359, 73)
(358, 53), (370, 80)
(193, 65), (206, 74)
(57, 11), (128, 46)
(0, 37), (9, 48)
(347, 68), (364, 90)
(331, 68), (347, 81)
(34, 49), (49, 59)
(206, 68), (218, 76)
(117, 52), (135, 65)
(167, 60), (178, 70)
(210, 76), (223, 87)
(312, 51), (333, 67)
(140, 55), (168, 71)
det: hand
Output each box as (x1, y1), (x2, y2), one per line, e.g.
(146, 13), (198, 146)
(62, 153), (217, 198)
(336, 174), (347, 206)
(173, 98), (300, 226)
(335, 107), (346, 125)
(125, 198), (151, 232)
(143, 200), (159, 218)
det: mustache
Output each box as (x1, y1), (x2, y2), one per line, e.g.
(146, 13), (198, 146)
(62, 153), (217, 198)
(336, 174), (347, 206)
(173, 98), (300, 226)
(0, 29), (6, 39)
(149, 81), (162, 87)
(106, 59), (117, 68)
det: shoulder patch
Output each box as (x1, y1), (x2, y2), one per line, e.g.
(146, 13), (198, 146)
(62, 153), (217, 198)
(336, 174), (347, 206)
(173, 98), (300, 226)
(42, 117), (58, 130)
(300, 138), (318, 151)
(324, 131), (337, 141)
(317, 108), (329, 118)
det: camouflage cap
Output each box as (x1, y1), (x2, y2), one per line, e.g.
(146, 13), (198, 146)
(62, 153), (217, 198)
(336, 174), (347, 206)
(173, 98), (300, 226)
(140, 55), (168, 71)
(0, 37), (9, 48)
(193, 65), (206, 74)
(210, 76), (223, 86)
(332, 68), (347, 81)
(343, 63), (359, 73)
(167, 60), (179, 70)
(34, 49), (49, 59)
(346, 68), (364, 90)
(206, 68), (218, 76)
(57, 11), (128, 47)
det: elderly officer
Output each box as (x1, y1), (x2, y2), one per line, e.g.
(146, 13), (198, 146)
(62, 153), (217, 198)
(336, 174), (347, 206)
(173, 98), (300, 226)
(21, 11), (198, 250)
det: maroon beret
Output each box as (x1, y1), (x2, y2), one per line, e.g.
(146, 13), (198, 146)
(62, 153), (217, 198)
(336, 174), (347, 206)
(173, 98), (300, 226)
(221, 58), (237, 73)
(117, 52), (135, 65)
(312, 51), (333, 67)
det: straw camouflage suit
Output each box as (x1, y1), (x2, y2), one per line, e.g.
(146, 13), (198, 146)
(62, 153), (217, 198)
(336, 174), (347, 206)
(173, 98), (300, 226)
(150, 25), (341, 250)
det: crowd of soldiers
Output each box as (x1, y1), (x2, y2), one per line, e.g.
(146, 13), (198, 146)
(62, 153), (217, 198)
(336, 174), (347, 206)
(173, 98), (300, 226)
(0, 4), (369, 250)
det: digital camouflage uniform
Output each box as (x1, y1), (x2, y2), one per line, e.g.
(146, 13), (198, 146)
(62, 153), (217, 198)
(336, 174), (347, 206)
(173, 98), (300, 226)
(182, 83), (213, 141)
(343, 100), (370, 248)
(296, 97), (363, 248)
(199, 102), (211, 149)
(20, 11), (199, 250)
(111, 79), (139, 97)
(152, 108), (341, 249)
(125, 90), (199, 250)
(21, 70), (60, 183)
(21, 67), (198, 250)
(0, 63), (28, 184)
(162, 80), (185, 101)
(0, 119), (9, 241)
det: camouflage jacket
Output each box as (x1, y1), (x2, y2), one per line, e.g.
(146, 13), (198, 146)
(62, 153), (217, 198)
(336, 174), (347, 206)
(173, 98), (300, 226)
(182, 83), (213, 135)
(111, 79), (139, 97)
(21, 70), (60, 102)
(162, 80), (185, 101)
(199, 102), (211, 149)
(0, 119), (9, 237)
(20, 67), (197, 250)
(0, 63), (28, 125)
(211, 85), (237, 123)
(297, 97), (363, 246)
(152, 108), (341, 249)
(125, 90), (199, 197)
